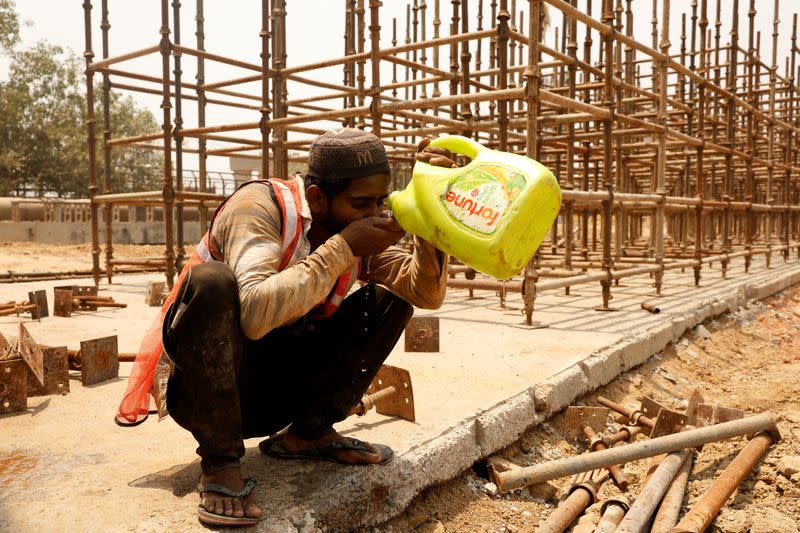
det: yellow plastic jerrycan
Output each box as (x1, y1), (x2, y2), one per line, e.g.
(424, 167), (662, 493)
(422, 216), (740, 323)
(387, 135), (561, 280)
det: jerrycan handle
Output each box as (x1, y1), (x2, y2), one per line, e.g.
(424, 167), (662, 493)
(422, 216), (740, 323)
(428, 135), (486, 161)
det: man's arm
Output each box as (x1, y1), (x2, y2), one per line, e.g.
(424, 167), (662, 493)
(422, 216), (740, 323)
(361, 237), (449, 309)
(212, 185), (355, 340)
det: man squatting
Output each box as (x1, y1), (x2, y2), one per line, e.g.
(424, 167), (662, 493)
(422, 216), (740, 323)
(117, 128), (457, 526)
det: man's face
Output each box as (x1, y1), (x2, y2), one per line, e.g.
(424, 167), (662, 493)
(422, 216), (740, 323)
(312, 173), (391, 234)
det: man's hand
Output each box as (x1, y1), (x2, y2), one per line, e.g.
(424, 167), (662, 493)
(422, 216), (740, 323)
(340, 216), (406, 257)
(415, 137), (461, 168)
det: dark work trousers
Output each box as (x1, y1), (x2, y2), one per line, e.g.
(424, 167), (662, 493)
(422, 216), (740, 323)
(162, 260), (413, 476)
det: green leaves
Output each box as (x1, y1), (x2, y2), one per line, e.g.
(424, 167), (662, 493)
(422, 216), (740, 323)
(0, 0), (20, 53)
(0, 30), (160, 197)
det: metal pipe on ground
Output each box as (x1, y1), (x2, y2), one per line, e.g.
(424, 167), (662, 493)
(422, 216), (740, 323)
(615, 450), (692, 533)
(594, 496), (630, 533)
(604, 425), (646, 446)
(489, 412), (778, 493)
(651, 451), (694, 533)
(596, 396), (655, 428)
(582, 425), (629, 489)
(641, 302), (661, 313)
(67, 348), (136, 364)
(532, 470), (607, 533)
(669, 432), (775, 533)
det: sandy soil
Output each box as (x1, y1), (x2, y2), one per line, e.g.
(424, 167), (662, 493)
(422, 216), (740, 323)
(375, 284), (800, 532)
(3, 242), (798, 532)
(0, 241), (175, 273)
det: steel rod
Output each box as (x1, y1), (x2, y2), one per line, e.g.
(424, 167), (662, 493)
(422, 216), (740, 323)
(489, 412), (777, 493)
(616, 450), (691, 533)
(669, 432), (775, 533)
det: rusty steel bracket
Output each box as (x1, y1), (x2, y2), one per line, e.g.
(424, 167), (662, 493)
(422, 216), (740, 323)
(77, 336), (119, 386)
(0, 291), (48, 320)
(0, 359), (28, 414)
(54, 286), (125, 317)
(561, 406), (610, 442)
(650, 410), (688, 438)
(351, 364), (415, 421)
(0, 330), (11, 358)
(54, 285), (98, 316)
(686, 389), (704, 426)
(27, 290), (49, 319)
(696, 404), (745, 427)
(145, 281), (167, 307)
(639, 396), (669, 420)
(53, 287), (74, 317)
(27, 346), (70, 397)
(562, 406), (629, 490)
(18, 323), (44, 387)
(638, 396), (688, 438)
(404, 316), (439, 352)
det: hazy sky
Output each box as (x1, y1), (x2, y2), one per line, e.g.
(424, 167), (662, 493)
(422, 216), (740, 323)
(2, 1), (797, 173)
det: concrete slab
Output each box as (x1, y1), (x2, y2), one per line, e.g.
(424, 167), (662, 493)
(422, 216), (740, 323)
(1, 256), (799, 532)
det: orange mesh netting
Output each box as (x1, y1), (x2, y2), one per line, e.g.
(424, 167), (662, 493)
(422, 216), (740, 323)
(114, 253), (202, 425)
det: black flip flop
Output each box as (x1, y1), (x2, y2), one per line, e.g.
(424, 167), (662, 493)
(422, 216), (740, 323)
(196, 476), (261, 527)
(259, 436), (394, 465)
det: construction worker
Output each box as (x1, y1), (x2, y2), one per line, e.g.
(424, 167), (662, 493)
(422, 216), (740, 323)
(116, 128), (454, 526)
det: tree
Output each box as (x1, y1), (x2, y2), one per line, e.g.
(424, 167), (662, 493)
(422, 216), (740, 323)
(0, 0), (20, 53)
(0, 41), (162, 197)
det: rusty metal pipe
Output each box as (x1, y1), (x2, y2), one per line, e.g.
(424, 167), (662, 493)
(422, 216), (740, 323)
(66, 348), (136, 364)
(605, 425), (645, 446)
(533, 486), (592, 533)
(594, 496), (630, 533)
(651, 451), (693, 533)
(489, 412), (777, 493)
(641, 302), (662, 313)
(533, 471), (606, 533)
(447, 278), (521, 292)
(582, 425), (629, 489)
(349, 385), (397, 416)
(0, 305), (36, 317)
(72, 298), (128, 309)
(596, 396), (656, 428)
(669, 432), (775, 533)
(615, 450), (692, 533)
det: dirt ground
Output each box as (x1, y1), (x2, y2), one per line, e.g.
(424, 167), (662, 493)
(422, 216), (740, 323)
(0, 241), (173, 272)
(374, 284), (800, 533)
(2, 242), (798, 532)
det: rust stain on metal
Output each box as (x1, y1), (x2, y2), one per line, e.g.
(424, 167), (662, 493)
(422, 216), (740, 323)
(17, 323), (44, 387)
(404, 316), (439, 352)
(561, 406), (609, 441)
(0, 359), (28, 414)
(696, 404), (745, 427)
(79, 335), (119, 386)
(27, 346), (70, 397)
(53, 288), (74, 317)
(27, 290), (49, 319)
(363, 364), (415, 422)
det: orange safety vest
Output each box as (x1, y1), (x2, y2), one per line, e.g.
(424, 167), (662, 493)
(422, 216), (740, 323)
(115, 178), (361, 426)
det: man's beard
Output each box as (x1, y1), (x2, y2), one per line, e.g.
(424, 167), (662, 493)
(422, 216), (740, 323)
(318, 210), (348, 235)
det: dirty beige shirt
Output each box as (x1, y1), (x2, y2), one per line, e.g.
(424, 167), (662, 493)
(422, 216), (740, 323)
(209, 181), (448, 340)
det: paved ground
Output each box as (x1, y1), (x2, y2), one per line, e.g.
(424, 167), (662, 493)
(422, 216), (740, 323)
(1, 255), (799, 532)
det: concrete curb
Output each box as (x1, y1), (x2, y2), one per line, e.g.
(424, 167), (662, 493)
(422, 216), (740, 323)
(312, 266), (800, 532)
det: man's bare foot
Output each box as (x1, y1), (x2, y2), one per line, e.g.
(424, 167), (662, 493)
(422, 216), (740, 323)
(281, 429), (383, 464)
(199, 465), (262, 520)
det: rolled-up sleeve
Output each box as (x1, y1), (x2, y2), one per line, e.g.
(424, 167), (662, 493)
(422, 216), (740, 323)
(360, 236), (449, 309)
